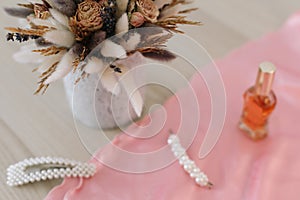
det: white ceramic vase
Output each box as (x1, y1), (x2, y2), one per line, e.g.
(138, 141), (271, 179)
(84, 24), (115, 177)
(63, 72), (139, 129)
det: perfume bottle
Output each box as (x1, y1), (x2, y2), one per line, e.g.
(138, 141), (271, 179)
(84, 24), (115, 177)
(239, 62), (277, 140)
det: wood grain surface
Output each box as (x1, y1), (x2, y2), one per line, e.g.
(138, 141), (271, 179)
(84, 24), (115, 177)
(1, 0), (300, 199)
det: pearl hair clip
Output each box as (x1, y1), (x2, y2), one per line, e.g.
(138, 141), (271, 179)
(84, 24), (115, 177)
(168, 134), (213, 188)
(7, 157), (96, 187)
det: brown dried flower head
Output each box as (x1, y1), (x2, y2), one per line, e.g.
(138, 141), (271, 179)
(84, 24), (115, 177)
(136, 0), (159, 23)
(34, 3), (50, 19)
(70, 0), (103, 41)
(130, 12), (145, 27)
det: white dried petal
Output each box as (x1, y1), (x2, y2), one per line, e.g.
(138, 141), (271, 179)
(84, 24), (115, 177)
(13, 44), (44, 64)
(100, 68), (121, 95)
(43, 29), (75, 48)
(85, 57), (105, 74)
(28, 14), (66, 30)
(45, 50), (75, 84)
(49, 8), (69, 28)
(101, 40), (127, 59)
(122, 33), (141, 51)
(115, 13), (129, 34)
(37, 50), (67, 73)
(115, 67), (143, 117)
(28, 16), (57, 28)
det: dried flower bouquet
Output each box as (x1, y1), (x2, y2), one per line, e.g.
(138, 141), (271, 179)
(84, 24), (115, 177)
(5, 0), (200, 117)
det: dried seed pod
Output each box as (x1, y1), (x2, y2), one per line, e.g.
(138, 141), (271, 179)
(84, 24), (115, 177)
(130, 12), (145, 27)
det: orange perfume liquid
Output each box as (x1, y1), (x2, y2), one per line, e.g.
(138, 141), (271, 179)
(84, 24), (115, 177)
(239, 62), (277, 140)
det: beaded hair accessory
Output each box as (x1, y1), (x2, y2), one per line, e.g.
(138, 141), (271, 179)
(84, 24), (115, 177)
(168, 133), (213, 188)
(7, 136), (212, 188)
(7, 157), (96, 187)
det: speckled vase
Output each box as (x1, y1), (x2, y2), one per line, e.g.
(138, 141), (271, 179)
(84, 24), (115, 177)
(63, 72), (139, 129)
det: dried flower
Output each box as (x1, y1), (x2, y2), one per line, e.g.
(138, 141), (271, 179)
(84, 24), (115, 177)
(100, 0), (117, 37)
(4, 0), (199, 97)
(127, 0), (136, 13)
(70, 0), (103, 41)
(6, 33), (15, 41)
(32, 46), (67, 56)
(4, 7), (33, 18)
(155, 1), (201, 33)
(76, 0), (103, 31)
(130, 12), (145, 27)
(101, 40), (127, 59)
(33, 3), (50, 19)
(138, 47), (176, 62)
(136, 0), (159, 23)
(5, 27), (49, 37)
(7, 33), (31, 43)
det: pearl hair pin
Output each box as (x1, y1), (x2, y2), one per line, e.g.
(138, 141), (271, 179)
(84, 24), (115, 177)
(168, 134), (213, 188)
(7, 157), (96, 187)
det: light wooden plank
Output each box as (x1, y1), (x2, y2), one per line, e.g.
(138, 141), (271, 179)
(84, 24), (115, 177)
(1, 0), (300, 199)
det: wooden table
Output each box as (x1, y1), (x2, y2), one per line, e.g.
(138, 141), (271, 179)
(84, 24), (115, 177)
(1, 0), (300, 199)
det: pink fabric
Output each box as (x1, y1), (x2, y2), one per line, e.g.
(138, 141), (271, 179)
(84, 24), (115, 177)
(45, 11), (300, 200)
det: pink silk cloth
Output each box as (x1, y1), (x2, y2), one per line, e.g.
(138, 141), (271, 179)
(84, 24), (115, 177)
(45, 12), (300, 200)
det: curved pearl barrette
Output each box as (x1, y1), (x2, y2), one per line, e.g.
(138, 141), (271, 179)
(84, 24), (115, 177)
(168, 134), (213, 188)
(7, 157), (96, 187)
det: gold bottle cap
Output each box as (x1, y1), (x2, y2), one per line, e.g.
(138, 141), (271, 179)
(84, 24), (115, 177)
(255, 62), (276, 96)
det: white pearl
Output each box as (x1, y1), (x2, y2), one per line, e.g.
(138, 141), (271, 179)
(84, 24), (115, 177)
(193, 168), (200, 173)
(196, 177), (208, 186)
(168, 134), (211, 188)
(7, 157), (96, 187)
(167, 138), (174, 145)
(190, 172), (197, 178)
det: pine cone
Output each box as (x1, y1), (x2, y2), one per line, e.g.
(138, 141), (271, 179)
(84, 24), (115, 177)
(136, 0), (159, 23)
(70, 0), (103, 41)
